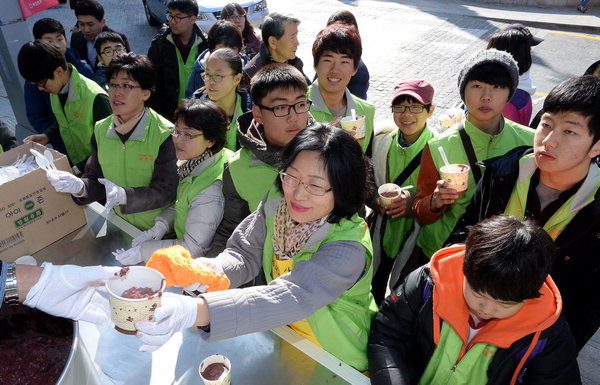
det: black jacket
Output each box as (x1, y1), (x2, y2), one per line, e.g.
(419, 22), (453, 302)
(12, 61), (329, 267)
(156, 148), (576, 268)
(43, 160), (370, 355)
(368, 265), (581, 385)
(70, 26), (130, 70)
(243, 51), (310, 85)
(447, 146), (600, 351)
(147, 25), (208, 122)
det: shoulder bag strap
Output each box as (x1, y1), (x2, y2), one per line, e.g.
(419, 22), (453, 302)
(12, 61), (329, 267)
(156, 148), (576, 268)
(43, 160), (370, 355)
(458, 124), (482, 184)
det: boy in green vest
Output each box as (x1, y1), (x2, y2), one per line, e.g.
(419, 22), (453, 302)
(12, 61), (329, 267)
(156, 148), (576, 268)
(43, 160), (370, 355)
(208, 63), (312, 257)
(448, 75), (600, 352)
(370, 80), (437, 304)
(148, 0), (208, 121)
(410, 49), (534, 273)
(308, 22), (375, 156)
(18, 40), (111, 174)
(369, 215), (581, 385)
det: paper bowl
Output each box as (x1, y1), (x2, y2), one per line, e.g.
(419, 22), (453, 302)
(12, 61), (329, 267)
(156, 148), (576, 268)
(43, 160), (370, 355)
(440, 164), (470, 193)
(339, 115), (366, 139)
(378, 183), (401, 206)
(106, 266), (165, 334)
(199, 354), (231, 385)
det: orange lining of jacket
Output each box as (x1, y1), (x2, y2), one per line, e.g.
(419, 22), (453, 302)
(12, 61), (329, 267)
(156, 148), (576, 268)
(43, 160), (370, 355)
(429, 245), (562, 385)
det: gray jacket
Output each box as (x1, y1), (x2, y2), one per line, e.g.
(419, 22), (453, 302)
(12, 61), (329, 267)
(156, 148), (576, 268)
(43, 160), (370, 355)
(200, 195), (366, 342)
(139, 152), (225, 259)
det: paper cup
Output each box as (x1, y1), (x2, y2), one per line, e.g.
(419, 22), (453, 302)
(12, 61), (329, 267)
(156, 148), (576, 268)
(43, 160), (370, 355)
(339, 115), (366, 139)
(106, 266), (166, 334)
(439, 164), (470, 193)
(438, 108), (464, 129)
(378, 183), (402, 206)
(199, 354), (231, 385)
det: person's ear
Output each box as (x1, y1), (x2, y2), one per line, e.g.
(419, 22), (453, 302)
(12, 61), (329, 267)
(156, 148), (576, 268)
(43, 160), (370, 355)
(268, 36), (278, 51)
(100, 18), (106, 28)
(588, 138), (600, 159)
(252, 104), (263, 124)
(427, 105), (436, 118)
(233, 73), (242, 85)
(206, 139), (216, 148)
(141, 89), (151, 102)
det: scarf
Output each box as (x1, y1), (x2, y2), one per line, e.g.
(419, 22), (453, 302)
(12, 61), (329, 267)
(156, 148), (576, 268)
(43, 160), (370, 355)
(272, 199), (327, 260)
(113, 109), (145, 135)
(177, 148), (214, 180)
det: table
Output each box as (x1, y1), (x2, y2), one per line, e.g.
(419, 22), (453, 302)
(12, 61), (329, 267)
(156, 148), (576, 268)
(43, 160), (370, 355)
(34, 203), (370, 385)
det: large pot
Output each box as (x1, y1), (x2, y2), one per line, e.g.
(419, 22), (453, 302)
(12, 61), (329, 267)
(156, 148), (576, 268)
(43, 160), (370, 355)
(0, 305), (101, 385)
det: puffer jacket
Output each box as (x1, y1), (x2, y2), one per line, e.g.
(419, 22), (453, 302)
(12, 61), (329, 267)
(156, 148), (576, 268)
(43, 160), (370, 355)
(148, 25), (208, 121)
(447, 146), (600, 351)
(368, 247), (581, 385)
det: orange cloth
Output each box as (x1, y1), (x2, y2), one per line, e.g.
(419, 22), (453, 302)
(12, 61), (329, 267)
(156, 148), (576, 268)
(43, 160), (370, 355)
(146, 245), (230, 292)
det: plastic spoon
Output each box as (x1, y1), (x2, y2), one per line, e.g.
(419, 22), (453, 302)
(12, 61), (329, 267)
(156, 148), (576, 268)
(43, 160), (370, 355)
(30, 149), (51, 172)
(350, 108), (357, 120)
(44, 149), (57, 170)
(437, 146), (450, 167)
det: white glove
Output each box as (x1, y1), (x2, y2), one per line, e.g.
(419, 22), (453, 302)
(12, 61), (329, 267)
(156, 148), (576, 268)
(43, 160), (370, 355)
(131, 221), (168, 247)
(113, 246), (143, 265)
(46, 169), (85, 195)
(24, 262), (122, 324)
(99, 178), (127, 210)
(135, 292), (199, 352)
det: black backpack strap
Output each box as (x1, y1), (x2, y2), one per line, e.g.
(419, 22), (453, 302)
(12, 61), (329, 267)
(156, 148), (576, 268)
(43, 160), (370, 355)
(458, 124), (482, 184)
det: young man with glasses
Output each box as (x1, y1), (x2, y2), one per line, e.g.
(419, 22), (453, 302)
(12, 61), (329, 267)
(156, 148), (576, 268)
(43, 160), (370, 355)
(23, 18), (94, 157)
(208, 63), (314, 259)
(18, 40), (111, 174)
(148, 0), (208, 122)
(93, 31), (128, 90)
(369, 80), (437, 304)
(70, 0), (130, 70)
(308, 23), (374, 156)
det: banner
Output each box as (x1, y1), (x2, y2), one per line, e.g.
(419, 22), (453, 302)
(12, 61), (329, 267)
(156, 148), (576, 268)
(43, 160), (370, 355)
(19, 0), (59, 19)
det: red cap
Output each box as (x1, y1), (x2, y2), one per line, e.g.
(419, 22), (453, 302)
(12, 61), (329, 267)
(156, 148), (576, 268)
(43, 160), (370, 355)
(392, 80), (434, 105)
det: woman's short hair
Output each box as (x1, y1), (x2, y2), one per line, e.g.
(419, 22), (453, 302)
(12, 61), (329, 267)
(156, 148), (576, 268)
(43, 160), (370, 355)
(106, 53), (156, 92)
(486, 28), (532, 75)
(326, 10), (359, 33)
(207, 20), (243, 52)
(277, 123), (372, 223)
(174, 99), (228, 152)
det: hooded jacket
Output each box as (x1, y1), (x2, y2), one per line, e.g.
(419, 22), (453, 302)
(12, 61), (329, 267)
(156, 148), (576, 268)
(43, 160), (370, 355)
(368, 246), (581, 385)
(447, 146), (600, 351)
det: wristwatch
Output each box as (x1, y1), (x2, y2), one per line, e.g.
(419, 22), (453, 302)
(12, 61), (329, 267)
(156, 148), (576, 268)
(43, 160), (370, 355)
(4, 262), (19, 305)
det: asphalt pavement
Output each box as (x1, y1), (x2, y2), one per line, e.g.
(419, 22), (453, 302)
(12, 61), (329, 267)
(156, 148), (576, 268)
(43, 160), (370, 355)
(0, 0), (598, 382)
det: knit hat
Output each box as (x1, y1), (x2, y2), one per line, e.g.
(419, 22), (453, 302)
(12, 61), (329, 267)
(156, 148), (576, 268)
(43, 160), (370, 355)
(457, 49), (519, 102)
(392, 80), (435, 105)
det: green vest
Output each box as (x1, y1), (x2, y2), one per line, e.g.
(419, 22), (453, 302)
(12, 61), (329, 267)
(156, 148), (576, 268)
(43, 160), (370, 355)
(307, 82), (375, 154)
(261, 190), (377, 371)
(50, 64), (107, 165)
(174, 149), (232, 238)
(419, 322), (496, 385)
(0, 145), (3, 153)
(417, 118), (534, 257)
(168, 34), (200, 101)
(225, 94), (244, 151)
(228, 147), (278, 212)
(382, 126), (435, 257)
(504, 153), (600, 240)
(95, 108), (173, 230)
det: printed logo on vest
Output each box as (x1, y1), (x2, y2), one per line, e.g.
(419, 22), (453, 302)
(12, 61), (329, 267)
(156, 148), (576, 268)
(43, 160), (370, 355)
(73, 112), (84, 119)
(139, 154), (155, 161)
(482, 347), (495, 357)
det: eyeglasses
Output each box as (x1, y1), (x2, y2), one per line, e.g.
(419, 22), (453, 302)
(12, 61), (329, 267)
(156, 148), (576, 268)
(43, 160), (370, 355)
(257, 100), (312, 118)
(225, 15), (245, 21)
(171, 128), (204, 141)
(166, 13), (194, 23)
(107, 83), (142, 91)
(100, 46), (126, 57)
(33, 79), (49, 89)
(279, 171), (332, 196)
(201, 73), (236, 83)
(391, 105), (426, 114)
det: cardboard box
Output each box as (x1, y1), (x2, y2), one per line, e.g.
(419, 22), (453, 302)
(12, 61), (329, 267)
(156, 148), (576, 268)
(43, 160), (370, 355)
(0, 142), (86, 261)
